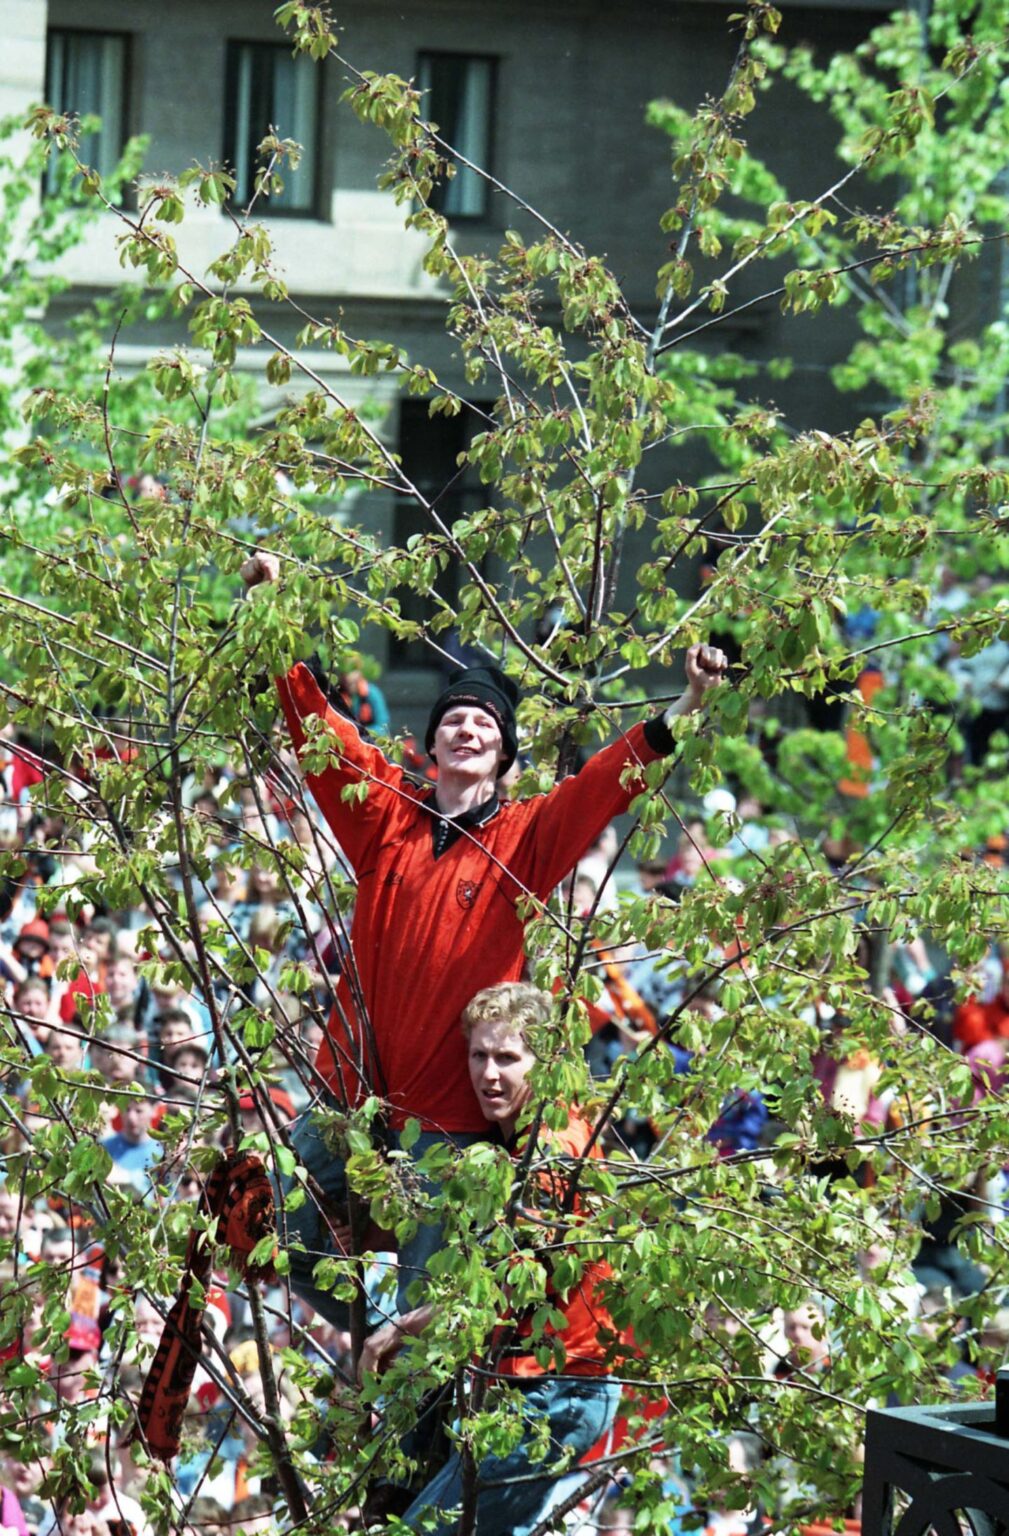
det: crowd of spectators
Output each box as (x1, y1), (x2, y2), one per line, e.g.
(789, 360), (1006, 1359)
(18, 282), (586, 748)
(0, 602), (1006, 1536)
(0, 714), (344, 1536)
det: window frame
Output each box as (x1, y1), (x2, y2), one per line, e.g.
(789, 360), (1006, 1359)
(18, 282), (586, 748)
(416, 49), (498, 225)
(43, 25), (132, 200)
(222, 37), (324, 219)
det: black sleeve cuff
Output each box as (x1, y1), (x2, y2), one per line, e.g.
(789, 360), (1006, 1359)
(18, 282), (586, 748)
(642, 713), (676, 756)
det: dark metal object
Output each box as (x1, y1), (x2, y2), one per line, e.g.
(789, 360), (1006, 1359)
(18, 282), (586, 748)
(996, 1368), (1009, 1439)
(862, 1400), (1009, 1535)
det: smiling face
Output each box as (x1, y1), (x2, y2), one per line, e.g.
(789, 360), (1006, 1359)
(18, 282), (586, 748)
(433, 705), (503, 783)
(467, 1019), (536, 1139)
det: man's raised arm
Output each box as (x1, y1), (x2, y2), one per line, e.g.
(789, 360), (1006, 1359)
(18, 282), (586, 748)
(241, 552), (410, 870)
(512, 642), (728, 899)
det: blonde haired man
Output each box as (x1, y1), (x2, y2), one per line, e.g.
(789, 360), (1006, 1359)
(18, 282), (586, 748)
(359, 982), (622, 1536)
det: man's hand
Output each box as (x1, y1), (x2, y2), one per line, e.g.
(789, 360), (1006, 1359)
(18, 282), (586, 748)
(356, 1302), (436, 1385)
(240, 551), (280, 587)
(664, 643), (729, 720)
(683, 642), (728, 710)
(357, 1320), (404, 1384)
(330, 1216), (353, 1255)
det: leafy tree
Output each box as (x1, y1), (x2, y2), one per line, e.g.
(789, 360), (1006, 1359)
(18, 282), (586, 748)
(2, 1), (1009, 1531)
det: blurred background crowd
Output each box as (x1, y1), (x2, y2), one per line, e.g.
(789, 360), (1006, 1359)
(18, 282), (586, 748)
(0, 589), (1007, 1536)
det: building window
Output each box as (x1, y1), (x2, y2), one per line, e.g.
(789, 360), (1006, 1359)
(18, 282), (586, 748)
(44, 30), (128, 193)
(417, 52), (496, 221)
(224, 41), (319, 214)
(392, 400), (493, 668)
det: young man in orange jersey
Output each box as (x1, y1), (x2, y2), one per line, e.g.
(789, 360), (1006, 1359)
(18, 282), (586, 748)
(241, 552), (725, 1322)
(359, 982), (622, 1536)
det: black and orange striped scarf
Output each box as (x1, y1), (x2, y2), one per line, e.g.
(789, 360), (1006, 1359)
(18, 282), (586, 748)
(133, 1150), (275, 1460)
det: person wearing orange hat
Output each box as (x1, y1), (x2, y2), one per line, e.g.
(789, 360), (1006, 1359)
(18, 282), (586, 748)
(12, 919), (53, 981)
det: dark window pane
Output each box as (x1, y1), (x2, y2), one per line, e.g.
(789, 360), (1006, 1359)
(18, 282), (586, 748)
(417, 53), (495, 220)
(392, 400), (492, 667)
(224, 41), (318, 213)
(44, 30), (127, 194)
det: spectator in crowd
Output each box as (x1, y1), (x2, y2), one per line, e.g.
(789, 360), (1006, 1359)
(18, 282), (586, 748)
(163, 1041), (211, 1104)
(46, 920), (78, 973)
(135, 472), (167, 504)
(101, 1096), (158, 1194)
(949, 634), (1009, 763)
(776, 1302), (830, 1378)
(147, 980), (210, 1063)
(228, 863), (306, 979)
(2, 1456), (44, 1536)
(577, 823), (621, 911)
(44, 1022), (86, 1073)
(10, 978), (52, 1048)
(85, 918), (118, 982)
(337, 655), (390, 735)
(11, 921), (52, 982)
(154, 1008), (199, 1064)
(104, 956), (146, 1032)
(663, 820), (714, 893)
(0, 1188), (20, 1244)
(56, 930), (103, 1027)
(90, 1024), (143, 1088)
(41, 1455), (150, 1536)
(636, 857), (668, 893)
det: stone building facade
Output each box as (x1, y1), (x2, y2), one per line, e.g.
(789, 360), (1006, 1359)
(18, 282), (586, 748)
(3, 0), (886, 714)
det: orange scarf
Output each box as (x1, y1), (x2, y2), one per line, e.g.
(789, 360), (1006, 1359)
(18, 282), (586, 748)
(133, 1150), (275, 1459)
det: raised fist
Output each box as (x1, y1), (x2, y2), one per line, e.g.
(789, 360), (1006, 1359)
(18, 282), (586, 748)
(684, 643), (728, 705)
(240, 551), (280, 587)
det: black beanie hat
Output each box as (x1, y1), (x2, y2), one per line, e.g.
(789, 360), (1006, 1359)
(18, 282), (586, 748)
(426, 666), (521, 773)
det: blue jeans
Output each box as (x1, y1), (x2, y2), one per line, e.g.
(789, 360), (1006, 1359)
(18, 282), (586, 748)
(403, 1376), (622, 1536)
(281, 1102), (486, 1328)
